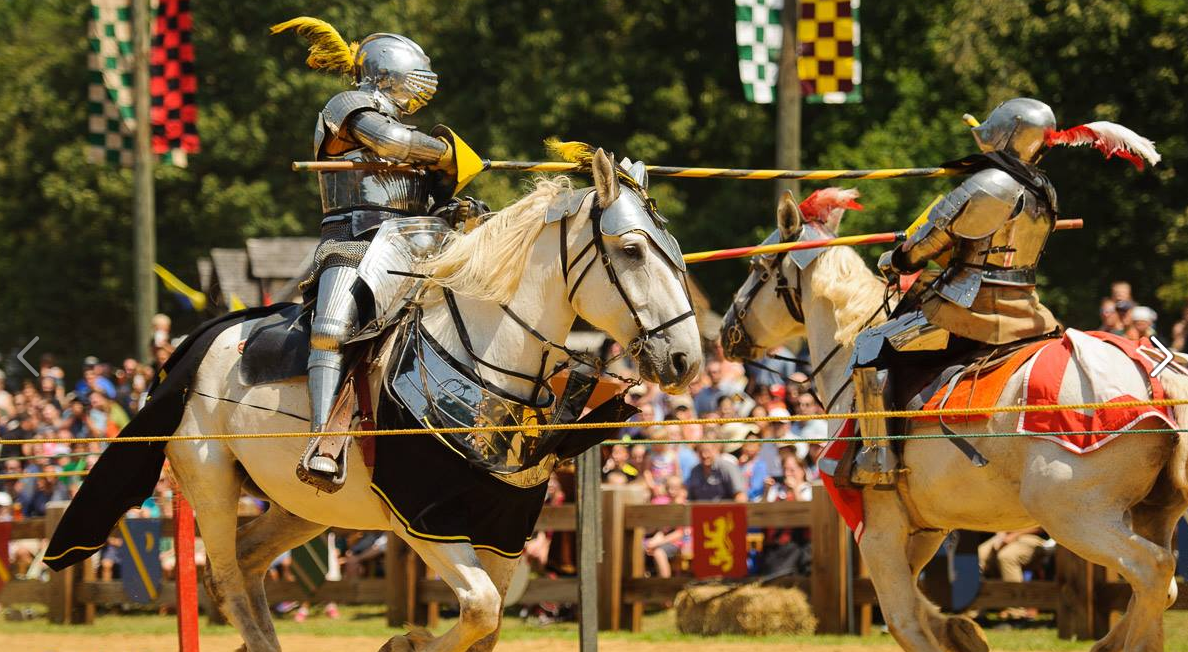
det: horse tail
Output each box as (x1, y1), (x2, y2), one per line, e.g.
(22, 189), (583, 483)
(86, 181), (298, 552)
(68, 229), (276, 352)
(1158, 370), (1188, 499)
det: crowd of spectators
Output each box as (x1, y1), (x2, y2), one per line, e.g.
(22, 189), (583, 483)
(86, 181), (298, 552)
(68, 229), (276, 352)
(595, 338), (825, 579)
(1, 279), (1183, 616)
(0, 316), (174, 580)
(1097, 281), (1168, 345)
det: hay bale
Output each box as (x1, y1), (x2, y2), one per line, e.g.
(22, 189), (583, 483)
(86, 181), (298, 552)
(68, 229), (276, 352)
(674, 583), (817, 636)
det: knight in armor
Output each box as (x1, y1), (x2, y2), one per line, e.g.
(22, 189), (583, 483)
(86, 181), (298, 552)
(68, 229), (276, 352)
(273, 17), (487, 491)
(846, 97), (1161, 487)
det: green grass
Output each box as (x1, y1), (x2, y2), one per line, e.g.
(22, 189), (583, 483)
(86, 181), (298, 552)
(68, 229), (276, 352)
(5, 604), (1188, 649)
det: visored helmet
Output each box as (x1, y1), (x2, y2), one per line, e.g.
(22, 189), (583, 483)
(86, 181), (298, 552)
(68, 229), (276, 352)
(354, 33), (438, 116)
(969, 98), (1056, 164)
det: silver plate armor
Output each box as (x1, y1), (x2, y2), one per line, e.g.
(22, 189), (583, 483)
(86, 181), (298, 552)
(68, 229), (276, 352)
(544, 186), (687, 272)
(354, 34), (438, 115)
(390, 325), (558, 489)
(971, 98), (1056, 164)
(318, 149), (434, 219)
(356, 217), (451, 327)
(314, 91), (440, 220)
(898, 168), (1051, 308)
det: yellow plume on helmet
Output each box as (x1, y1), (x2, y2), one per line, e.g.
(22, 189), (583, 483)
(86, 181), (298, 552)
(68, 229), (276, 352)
(271, 17), (359, 74)
(544, 138), (594, 166)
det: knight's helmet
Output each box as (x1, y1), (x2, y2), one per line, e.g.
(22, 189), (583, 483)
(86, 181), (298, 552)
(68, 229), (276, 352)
(354, 34), (438, 116)
(969, 98), (1056, 163)
(963, 96), (1162, 170)
(271, 17), (438, 116)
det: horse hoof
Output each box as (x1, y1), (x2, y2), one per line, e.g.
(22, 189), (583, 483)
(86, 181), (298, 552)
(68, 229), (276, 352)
(377, 627), (434, 652)
(945, 615), (989, 652)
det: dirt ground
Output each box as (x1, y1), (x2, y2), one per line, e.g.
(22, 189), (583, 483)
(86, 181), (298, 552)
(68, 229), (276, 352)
(0, 632), (912, 652)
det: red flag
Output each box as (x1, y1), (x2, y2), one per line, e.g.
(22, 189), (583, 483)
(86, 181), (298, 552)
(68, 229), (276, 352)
(150, 0), (199, 166)
(690, 504), (748, 578)
(0, 521), (12, 591)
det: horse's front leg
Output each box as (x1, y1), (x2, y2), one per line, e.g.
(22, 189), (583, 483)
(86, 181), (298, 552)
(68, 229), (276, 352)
(378, 534), (502, 652)
(464, 550), (520, 652)
(859, 489), (946, 652)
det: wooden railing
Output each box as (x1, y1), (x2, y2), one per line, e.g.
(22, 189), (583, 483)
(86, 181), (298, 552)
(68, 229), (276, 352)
(2, 492), (1182, 638)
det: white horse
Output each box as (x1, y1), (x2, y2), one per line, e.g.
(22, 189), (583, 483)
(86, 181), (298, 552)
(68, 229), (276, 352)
(720, 190), (1188, 652)
(164, 150), (701, 652)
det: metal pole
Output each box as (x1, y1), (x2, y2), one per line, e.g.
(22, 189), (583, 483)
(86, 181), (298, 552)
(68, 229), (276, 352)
(132, 0), (157, 363)
(576, 446), (601, 652)
(776, 0), (802, 199)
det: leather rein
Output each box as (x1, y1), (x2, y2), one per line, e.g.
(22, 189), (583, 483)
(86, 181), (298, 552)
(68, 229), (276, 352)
(724, 228), (885, 414)
(441, 192), (695, 404)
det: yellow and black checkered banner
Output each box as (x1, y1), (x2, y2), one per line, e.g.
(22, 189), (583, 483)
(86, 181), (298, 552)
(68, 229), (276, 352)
(796, 0), (861, 104)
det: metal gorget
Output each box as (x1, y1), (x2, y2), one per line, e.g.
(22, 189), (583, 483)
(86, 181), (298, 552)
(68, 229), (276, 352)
(387, 318), (559, 488)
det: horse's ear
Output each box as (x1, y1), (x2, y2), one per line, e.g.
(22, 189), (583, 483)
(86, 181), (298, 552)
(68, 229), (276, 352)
(592, 148), (620, 209)
(777, 189), (804, 240)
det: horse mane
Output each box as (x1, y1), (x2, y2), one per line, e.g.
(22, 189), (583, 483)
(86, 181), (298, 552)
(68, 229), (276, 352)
(808, 246), (894, 346)
(423, 176), (574, 303)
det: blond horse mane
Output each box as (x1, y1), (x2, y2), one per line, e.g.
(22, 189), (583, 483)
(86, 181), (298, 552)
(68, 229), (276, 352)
(423, 176), (574, 303)
(808, 245), (894, 345)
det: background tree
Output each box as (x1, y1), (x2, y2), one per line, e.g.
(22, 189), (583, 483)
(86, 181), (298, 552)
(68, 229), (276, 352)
(0, 0), (1184, 372)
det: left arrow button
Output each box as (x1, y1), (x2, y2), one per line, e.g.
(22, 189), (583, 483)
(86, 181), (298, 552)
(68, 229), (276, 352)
(17, 336), (39, 376)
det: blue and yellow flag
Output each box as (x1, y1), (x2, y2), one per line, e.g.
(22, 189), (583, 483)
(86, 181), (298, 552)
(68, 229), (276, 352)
(118, 518), (162, 603)
(154, 264), (207, 311)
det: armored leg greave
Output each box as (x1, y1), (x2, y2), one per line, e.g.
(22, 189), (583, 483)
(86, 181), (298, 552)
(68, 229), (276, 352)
(299, 265), (360, 492)
(850, 366), (900, 488)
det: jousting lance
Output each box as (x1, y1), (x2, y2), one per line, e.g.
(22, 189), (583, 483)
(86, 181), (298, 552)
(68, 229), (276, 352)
(292, 159), (964, 181)
(681, 219), (1084, 264)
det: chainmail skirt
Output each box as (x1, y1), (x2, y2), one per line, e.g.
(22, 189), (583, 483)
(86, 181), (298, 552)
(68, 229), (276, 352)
(299, 221), (373, 292)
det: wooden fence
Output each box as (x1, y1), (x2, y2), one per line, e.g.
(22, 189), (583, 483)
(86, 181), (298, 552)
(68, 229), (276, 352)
(2, 490), (1183, 638)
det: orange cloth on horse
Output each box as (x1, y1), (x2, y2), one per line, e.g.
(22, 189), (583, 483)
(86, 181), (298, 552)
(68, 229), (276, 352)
(917, 338), (1052, 424)
(922, 285), (1059, 345)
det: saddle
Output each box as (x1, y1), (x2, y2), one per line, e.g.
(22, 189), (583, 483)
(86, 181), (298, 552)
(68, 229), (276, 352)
(897, 335), (1056, 421)
(238, 302), (310, 386)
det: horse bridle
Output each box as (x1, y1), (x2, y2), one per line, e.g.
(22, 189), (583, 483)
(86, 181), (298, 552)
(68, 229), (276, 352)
(724, 236), (805, 362)
(723, 227), (869, 414)
(443, 187), (695, 403)
(558, 193), (696, 358)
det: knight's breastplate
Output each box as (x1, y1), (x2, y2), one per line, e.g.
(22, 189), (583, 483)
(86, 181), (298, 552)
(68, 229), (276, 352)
(937, 193), (1053, 307)
(318, 148), (433, 217)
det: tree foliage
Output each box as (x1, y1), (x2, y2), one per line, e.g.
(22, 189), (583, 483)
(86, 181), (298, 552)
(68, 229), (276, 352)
(0, 0), (1185, 369)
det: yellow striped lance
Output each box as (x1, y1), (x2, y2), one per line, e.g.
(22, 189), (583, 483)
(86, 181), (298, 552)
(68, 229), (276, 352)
(681, 219), (1084, 265)
(292, 159), (965, 181)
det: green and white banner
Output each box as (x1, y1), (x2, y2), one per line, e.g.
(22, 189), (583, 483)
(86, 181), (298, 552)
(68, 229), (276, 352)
(87, 0), (136, 166)
(734, 0), (785, 104)
(735, 0), (862, 105)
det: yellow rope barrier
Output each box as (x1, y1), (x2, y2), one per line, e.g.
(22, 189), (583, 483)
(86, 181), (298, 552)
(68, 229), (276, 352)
(0, 397), (1182, 447)
(0, 469), (89, 481)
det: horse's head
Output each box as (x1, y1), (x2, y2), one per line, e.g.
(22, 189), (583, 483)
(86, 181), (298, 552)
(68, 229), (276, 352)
(565, 149), (702, 391)
(720, 188), (865, 362)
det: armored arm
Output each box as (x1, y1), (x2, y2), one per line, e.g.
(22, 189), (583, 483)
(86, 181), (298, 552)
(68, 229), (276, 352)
(885, 169), (1023, 274)
(347, 111), (449, 165)
(317, 91), (448, 165)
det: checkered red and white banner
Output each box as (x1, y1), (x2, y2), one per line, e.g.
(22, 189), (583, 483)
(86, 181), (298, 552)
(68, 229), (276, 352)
(150, 0), (199, 166)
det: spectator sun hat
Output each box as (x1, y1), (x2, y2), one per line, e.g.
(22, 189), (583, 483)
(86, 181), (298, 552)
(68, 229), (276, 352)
(721, 422), (760, 454)
(1131, 306), (1157, 324)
